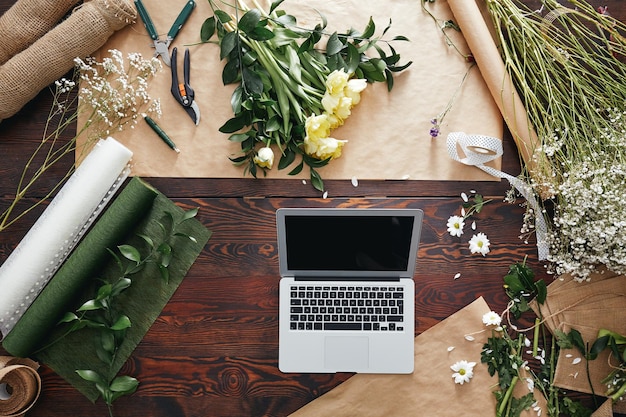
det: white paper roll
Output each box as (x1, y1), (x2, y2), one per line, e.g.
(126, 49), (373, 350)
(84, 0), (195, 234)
(0, 137), (132, 338)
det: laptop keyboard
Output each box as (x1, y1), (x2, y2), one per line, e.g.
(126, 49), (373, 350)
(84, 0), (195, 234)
(289, 284), (406, 331)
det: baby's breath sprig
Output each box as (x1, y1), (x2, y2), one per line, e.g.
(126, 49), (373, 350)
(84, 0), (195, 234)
(0, 50), (161, 235)
(486, 0), (626, 281)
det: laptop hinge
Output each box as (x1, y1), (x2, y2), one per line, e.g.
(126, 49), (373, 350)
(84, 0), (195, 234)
(293, 276), (401, 282)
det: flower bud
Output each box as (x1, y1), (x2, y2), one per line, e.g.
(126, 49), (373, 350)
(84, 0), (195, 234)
(253, 146), (274, 169)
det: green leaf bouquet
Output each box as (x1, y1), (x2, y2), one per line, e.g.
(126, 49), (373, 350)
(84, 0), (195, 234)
(201, 0), (411, 191)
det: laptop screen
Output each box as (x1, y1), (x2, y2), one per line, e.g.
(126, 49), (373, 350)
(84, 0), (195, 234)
(277, 208), (423, 278)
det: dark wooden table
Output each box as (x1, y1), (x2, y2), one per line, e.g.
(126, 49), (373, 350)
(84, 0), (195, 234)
(1, 1), (624, 416)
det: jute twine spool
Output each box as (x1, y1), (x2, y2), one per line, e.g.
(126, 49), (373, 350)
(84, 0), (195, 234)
(0, 0), (136, 122)
(0, 0), (81, 65)
(0, 356), (40, 417)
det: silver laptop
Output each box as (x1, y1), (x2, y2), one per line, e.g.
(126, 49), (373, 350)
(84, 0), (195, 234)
(277, 207), (424, 374)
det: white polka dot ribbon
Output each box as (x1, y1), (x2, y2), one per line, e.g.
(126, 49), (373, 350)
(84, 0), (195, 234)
(447, 132), (549, 260)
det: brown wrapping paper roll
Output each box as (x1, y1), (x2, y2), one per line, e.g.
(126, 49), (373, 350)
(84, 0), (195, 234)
(0, 0), (81, 65)
(0, 0), (136, 121)
(0, 356), (40, 417)
(447, 0), (541, 176)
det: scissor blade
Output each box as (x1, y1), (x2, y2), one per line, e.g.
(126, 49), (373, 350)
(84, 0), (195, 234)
(187, 101), (200, 125)
(154, 41), (171, 66)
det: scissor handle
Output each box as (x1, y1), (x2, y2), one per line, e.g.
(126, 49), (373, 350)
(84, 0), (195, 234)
(168, 0), (196, 40)
(134, 0), (158, 40)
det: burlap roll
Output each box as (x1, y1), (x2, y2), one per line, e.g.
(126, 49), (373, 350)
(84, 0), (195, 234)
(0, 0), (81, 65)
(0, 0), (136, 122)
(0, 356), (40, 417)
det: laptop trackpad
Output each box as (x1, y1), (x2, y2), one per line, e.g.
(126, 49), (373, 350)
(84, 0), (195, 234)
(324, 336), (369, 371)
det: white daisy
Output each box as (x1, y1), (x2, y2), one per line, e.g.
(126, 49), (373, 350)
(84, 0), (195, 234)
(482, 311), (502, 326)
(468, 232), (490, 256)
(447, 215), (465, 237)
(451, 360), (476, 384)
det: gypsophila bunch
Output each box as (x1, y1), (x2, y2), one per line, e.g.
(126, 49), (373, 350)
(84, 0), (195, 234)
(201, 0), (411, 191)
(0, 50), (161, 235)
(486, 0), (626, 281)
(75, 49), (162, 141)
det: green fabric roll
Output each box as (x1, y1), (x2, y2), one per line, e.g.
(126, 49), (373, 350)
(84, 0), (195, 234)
(33, 185), (211, 402)
(2, 177), (159, 358)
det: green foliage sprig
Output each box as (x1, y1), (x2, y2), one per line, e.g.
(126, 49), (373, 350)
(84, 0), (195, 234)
(481, 260), (592, 417)
(588, 329), (626, 402)
(43, 208), (199, 417)
(200, 0), (411, 191)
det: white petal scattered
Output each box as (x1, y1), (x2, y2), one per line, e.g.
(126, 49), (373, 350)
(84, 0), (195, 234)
(572, 357), (582, 365)
(453, 272), (461, 280)
(461, 207), (466, 217)
(322, 191), (328, 199)
(351, 176), (358, 187)
(464, 335), (475, 341)
(302, 180), (307, 185)
(461, 192), (469, 202)
(447, 346), (455, 352)
(471, 221), (476, 230)
(401, 174), (411, 180)
(565, 354), (573, 358)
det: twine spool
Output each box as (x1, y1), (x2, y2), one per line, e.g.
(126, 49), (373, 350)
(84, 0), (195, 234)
(0, 357), (40, 417)
(0, 0), (136, 122)
(0, 0), (81, 65)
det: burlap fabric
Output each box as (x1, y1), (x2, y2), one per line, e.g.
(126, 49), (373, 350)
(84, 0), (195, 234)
(0, 356), (40, 417)
(0, 0), (80, 65)
(0, 0), (136, 122)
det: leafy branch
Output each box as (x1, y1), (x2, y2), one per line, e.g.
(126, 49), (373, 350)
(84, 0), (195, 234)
(39, 208), (199, 416)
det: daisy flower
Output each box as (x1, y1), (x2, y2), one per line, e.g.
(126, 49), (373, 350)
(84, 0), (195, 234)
(468, 232), (490, 256)
(447, 215), (465, 237)
(482, 311), (501, 326)
(451, 360), (476, 384)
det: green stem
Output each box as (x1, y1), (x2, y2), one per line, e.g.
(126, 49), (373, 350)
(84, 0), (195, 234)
(498, 376), (519, 417)
(532, 317), (540, 357)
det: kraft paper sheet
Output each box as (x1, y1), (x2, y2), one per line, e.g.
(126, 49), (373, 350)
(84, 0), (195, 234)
(290, 297), (546, 417)
(77, 0), (504, 183)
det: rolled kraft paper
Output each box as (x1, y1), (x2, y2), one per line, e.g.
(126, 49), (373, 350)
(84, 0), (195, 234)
(446, 0), (541, 175)
(2, 178), (158, 358)
(0, 356), (41, 417)
(0, 0), (81, 65)
(0, 0), (136, 121)
(0, 137), (133, 340)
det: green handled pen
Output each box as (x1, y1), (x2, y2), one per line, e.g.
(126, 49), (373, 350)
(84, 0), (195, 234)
(144, 115), (180, 153)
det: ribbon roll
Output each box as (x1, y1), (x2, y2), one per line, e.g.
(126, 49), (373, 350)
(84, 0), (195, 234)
(0, 356), (41, 417)
(447, 132), (549, 260)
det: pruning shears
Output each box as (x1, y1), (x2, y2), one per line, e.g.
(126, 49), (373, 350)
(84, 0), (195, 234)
(134, 0), (196, 67)
(171, 47), (200, 125)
